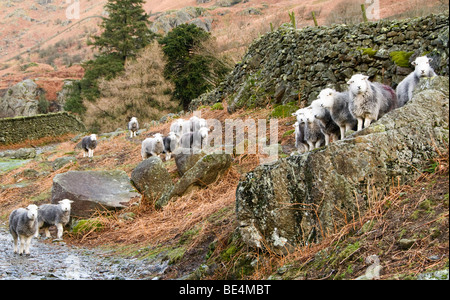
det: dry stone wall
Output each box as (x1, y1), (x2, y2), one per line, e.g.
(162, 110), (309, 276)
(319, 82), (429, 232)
(0, 112), (86, 145)
(190, 14), (449, 111)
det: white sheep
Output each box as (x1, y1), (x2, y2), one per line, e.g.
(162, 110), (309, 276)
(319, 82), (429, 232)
(317, 88), (357, 140)
(347, 74), (397, 131)
(81, 134), (97, 158)
(163, 131), (179, 161)
(311, 99), (340, 146)
(35, 199), (73, 240)
(179, 127), (210, 152)
(190, 116), (207, 132)
(396, 56), (437, 107)
(141, 133), (165, 160)
(128, 117), (139, 138)
(302, 108), (325, 151)
(170, 119), (185, 136)
(9, 204), (39, 255)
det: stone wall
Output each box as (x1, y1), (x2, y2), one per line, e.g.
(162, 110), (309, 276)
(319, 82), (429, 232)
(0, 112), (86, 145)
(190, 14), (449, 111)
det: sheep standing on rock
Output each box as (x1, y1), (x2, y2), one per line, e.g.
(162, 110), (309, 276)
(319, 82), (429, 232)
(141, 133), (165, 160)
(396, 56), (437, 107)
(163, 132), (179, 161)
(9, 204), (39, 255)
(293, 121), (308, 153)
(81, 134), (97, 158)
(347, 74), (397, 131)
(128, 117), (139, 138)
(317, 88), (357, 140)
(35, 199), (73, 240)
(302, 108), (325, 151)
(311, 99), (341, 145)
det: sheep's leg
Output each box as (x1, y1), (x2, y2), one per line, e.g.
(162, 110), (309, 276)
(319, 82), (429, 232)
(166, 152), (171, 161)
(364, 118), (372, 129)
(44, 228), (51, 238)
(24, 236), (32, 255)
(357, 118), (364, 131)
(12, 234), (18, 254)
(56, 223), (64, 240)
(83, 151), (87, 157)
(130, 131), (133, 138)
(315, 140), (322, 149)
(340, 126), (346, 140)
(324, 134), (330, 146)
(18, 235), (25, 255)
(307, 141), (314, 151)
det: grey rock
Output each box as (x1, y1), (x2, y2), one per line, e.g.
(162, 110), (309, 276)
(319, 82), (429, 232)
(130, 157), (173, 205)
(0, 79), (41, 117)
(51, 170), (140, 218)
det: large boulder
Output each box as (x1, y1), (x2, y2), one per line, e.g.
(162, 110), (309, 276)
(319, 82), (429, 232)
(51, 170), (140, 218)
(235, 76), (449, 253)
(130, 157), (173, 203)
(174, 150), (205, 176)
(0, 79), (41, 117)
(157, 153), (232, 208)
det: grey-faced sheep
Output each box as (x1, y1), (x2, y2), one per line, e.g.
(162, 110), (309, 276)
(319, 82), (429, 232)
(9, 204), (39, 255)
(347, 74), (397, 131)
(179, 127), (210, 153)
(128, 117), (139, 138)
(141, 133), (165, 160)
(317, 88), (357, 140)
(163, 131), (179, 161)
(396, 56), (437, 107)
(35, 199), (73, 240)
(302, 108), (325, 151)
(170, 119), (184, 136)
(311, 99), (341, 145)
(190, 116), (207, 132)
(81, 134), (97, 158)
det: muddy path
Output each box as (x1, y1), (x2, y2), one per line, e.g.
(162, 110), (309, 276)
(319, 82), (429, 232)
(0, 224), (168, 280)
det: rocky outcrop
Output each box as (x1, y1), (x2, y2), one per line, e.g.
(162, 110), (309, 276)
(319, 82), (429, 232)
(51, 170), (140, 218)
(0, 79), (42, 118)
(150, 7), (213, 35)
(235, 76), (449, 253)
(190, 14), (449, 111)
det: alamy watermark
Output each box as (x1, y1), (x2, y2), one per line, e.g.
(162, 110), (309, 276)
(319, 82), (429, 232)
(365, 0), (381, 20)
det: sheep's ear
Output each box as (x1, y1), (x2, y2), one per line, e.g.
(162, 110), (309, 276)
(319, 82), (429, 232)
(346, 79), (352, 84)
(428, 57), (433, 62)
(291, 112), (297, 116)
(363, 75), (369, 80)
(411, 61), (417, 66)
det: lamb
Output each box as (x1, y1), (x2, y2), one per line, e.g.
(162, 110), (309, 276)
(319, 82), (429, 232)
(9, 204), (39, 255)
(396, 56), (437, 107)
(128, 117), (139, 138)
(35, 199), (73, 240)
(347, 74), (397, 131)
(141, 133), (165, 160)
(302, 108), (325, 151)
(163, 132), (179, 161)
(311, 99), (341, 145)
(81, 134), (97, 158)
(317, 88), (357, 140)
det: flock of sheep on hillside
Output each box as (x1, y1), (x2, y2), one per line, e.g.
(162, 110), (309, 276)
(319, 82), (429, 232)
(7, 54), (436, 256)
(291, 56), (436, 153)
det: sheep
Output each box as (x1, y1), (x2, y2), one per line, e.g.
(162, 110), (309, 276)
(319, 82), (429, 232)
(347, 74), (397, 131)
(35, 199), (73, 240)
(293, 121), (308, 153)
(317, 88), (357, 140)
(163, 132), (179, 161)
(128, 117), (139, 138)
(311, 99), (341, 145)
(396, 56), (437, 107)
(302, 108), (325, 151)
(141, 133), (165, 160)
(178, 127), (210, 153)
(170, 119), (185, 136)
(81, 134), (97, 158)
(190, 116), (207, 132)
(9, 204), (39, 255)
